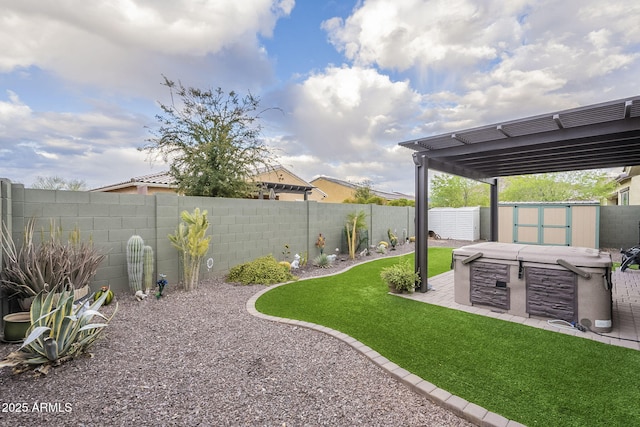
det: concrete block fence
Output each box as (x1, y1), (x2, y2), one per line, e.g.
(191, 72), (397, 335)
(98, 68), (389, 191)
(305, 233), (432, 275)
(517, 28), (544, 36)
(0, 179), (415, 304)
(2, 176), (639, 313)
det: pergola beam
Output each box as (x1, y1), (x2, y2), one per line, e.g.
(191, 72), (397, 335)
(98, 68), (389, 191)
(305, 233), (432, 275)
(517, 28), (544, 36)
(399, 95), (640, 293)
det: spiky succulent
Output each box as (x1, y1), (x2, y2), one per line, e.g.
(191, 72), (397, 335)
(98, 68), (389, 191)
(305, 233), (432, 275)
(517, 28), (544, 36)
(0, 285), (117, 375)
(313, 253), (333, 268)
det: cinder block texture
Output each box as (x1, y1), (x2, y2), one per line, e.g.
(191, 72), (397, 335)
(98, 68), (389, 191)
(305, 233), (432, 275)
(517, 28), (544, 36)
(1, 182), (417, 294)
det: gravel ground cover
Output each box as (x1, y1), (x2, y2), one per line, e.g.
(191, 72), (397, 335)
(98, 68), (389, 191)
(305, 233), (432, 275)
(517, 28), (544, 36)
(0, 240), (472, 427)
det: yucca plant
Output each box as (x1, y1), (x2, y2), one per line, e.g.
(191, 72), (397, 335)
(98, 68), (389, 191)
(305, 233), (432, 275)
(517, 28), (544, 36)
(345, 211), (367, 260)
(0, 285), (117, 375)
(168, 208), (211, 291)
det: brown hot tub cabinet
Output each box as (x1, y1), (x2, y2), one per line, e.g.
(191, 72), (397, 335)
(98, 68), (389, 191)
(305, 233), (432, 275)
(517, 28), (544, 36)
(453, 242), (613, 333)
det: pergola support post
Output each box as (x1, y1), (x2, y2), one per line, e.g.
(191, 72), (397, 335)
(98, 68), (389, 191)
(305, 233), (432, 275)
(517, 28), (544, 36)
(413, 153), (429, 292)
(490, 178), (498, 241)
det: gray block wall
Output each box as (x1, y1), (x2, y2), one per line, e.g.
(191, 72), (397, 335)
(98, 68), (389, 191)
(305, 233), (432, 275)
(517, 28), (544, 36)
(0, 180), (416, 300)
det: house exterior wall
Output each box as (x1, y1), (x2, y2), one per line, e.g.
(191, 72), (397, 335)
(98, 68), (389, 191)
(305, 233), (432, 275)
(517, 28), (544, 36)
(102, 185), (177, 195)
(628, 177), (640, 205)
(311, 178), (355, 203)
(252, 168), (324, 202)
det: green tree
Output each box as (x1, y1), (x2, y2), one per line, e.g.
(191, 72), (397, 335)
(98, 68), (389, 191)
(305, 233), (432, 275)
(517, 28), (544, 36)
(141, 76), (277, 197)
(500, 171), (615, 202)
(387, 198), (415, 207)
(430, 174), (489, 207)
(31, 176), (86, 191)
(343, 180), (386, 205)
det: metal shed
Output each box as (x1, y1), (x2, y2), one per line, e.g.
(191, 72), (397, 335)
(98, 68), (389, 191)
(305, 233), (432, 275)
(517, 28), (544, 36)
(399, 95), (640, 292)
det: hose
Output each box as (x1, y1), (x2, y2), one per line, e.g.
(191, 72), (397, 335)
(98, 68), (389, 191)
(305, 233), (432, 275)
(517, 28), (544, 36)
(547, 318), (640, 343)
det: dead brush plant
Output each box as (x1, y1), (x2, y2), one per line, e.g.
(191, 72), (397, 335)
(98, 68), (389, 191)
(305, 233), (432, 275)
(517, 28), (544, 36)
(0, 219), (106, 300)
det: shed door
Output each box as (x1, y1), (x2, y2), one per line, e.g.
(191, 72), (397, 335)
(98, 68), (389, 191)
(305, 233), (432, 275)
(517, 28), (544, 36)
(513, 205), (570, 246)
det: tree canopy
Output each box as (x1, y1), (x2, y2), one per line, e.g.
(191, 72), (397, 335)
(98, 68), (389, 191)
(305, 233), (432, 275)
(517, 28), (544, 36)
(500, 171), (615, 203)
(31, 176), (86, 191)
(429, 170), (616, 207)
(342, 180), (386, 205)
(141, 76), (277, 198)
(430, 174), (489, 207)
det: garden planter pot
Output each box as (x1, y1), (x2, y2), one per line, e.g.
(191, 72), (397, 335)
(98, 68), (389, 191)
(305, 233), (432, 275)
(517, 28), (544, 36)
(388, 284), (403, 294)
(2, 312), (31, 343)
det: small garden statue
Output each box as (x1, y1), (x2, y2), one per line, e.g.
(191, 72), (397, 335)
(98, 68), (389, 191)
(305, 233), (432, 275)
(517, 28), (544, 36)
(315, 233), (326, 254)
(156, 274), (167, 299)
(291, 253), (301, 269)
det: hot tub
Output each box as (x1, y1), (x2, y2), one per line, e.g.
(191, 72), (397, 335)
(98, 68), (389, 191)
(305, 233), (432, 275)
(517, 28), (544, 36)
(453, 242), (613, 333)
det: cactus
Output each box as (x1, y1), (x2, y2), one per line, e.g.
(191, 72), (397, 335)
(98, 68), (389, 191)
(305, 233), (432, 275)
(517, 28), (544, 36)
(143, 245), (154, 292)
(126, 235), (144, 292)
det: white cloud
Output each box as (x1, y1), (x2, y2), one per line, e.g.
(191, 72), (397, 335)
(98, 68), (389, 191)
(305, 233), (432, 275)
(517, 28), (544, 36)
(0, 91), (160, 188)
(0, 0), (293, 97)
(3, 0), (640, 196)
(281, 66), (423, 158)
(323, 0), (527, 73)
(323, 0), (640, 129)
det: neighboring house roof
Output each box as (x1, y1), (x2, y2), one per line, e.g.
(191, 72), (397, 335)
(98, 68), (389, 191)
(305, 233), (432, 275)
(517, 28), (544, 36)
(310, 176), (414, 201)
(90, 171), (177, 192)
(91, 165), (327, 199)
(615, 165), (640, 183)
(252, 165), (327, 197)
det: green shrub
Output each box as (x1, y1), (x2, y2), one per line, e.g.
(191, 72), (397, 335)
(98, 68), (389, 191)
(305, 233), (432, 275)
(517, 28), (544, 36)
(313, 253), (333, 268)
(227, 255), (297, 285)
(380, 259), (420, 293)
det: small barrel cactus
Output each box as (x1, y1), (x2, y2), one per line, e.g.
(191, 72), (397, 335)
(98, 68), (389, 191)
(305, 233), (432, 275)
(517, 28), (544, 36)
(143, 245), (154, 292)
(94, 286), (114, 305)
(126, 235), (144, 292)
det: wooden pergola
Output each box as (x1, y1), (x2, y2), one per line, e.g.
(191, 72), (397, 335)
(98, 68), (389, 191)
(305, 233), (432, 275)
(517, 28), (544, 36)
(399, 95), (640, 292)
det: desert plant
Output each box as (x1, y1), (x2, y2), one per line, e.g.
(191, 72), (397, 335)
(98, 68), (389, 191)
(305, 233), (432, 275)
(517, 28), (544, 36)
(388, 229), (398, 250)
(315, 233), (326, 255)
(227, 255), (297, 285)
(345, 211), (367, 260)
(168, 208), (211, 291)
(281, 243), (290, 261)
(0, 219), (106, 300)
(380, 259), (420, 293)
(0, 285), (117, 374)
(143, 245), (154, 293)
(313, 253), (333, 268)
(126, 235), (144, 293)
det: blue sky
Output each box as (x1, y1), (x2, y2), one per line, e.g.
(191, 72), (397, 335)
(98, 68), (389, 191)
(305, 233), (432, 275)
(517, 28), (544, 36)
(1, 0), (639, 194)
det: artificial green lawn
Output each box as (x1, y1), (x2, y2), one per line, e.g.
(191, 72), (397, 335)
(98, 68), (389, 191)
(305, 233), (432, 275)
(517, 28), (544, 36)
(255, 248), (640, 426)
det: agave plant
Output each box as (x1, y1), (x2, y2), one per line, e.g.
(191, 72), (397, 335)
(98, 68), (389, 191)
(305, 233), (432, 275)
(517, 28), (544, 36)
(0, 285), (117, 375)
(313, 253), (333, 268)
